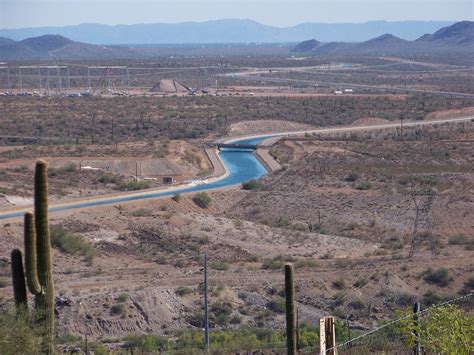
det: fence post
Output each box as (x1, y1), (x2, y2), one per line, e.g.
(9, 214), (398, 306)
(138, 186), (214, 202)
(320, 317), (337, 355)
(413, 302), (421, 355)
(285, 263), (297, 355)
(319, 318), (326, 355)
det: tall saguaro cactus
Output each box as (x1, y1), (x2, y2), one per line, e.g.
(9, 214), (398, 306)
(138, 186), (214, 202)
(285, 263), (297, 355)
(10, 160), (55, 353)
(33, 160), (55, 352)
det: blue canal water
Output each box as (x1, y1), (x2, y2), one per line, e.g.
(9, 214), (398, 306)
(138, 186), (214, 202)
(0, 135), (276, 220)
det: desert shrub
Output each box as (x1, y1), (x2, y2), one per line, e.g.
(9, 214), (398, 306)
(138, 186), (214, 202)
(421, 290), (444, 307)
(310, 223), (327, 234)
(353, 278), (368, 288)
(348, 298), (365, 310)
(320, 251), (335, 259)
(355, 182), (372, 190)
(175, 287), (192, 297)
(111, 303), (126, 316)
(267, 297), (286, 313)
(242, 179), (260, 190)
(294, 258), (318, 269)
(0, 309), (42, 354)
(332, 278), (346, 290)
(117, 293), (129, 302)
(192, 192), (211, 208)
(449, 234), (466, 245)
(262, 257), (284, 270)
(126, 334), (170, 352)
(48, 162), (77, 177)
(395, 293), (417, 307)
(230, 315), (242, 324)
(291, 222), (309, 231)
(344, 172), (358, 182)
(56, 333), (82, 344)
(119, 180), (151, 191)
(274, 216), (290, 228)
(333, 308), (346, 319)
(210, 261), (229, 271)
(98, 173), (119, 184)
(172, 193), (182, 202)
(448, 234), (473, 249)
(464, 277), (474, 290)
(423, 268), (451, 287)
(51, 226), (95, 264)
(211, 302), (233, 327)
(131, 208), (152, 217)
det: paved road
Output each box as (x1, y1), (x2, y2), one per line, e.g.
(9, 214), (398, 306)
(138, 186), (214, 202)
(0, 115), (472, 220)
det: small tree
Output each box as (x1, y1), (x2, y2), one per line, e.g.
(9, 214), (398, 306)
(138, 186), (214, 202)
(397, 304), (474, 354)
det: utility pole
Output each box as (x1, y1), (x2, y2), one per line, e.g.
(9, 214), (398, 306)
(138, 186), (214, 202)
(126, 67), (130, 94)
(19, 67), (22, 92)
(204, 254), (210, 350)
(46, 67), (50, 95)
(400, 116), (404, 141)
(7, 67), (11, 91)
(67, 67), (70, 92)
(57, 66), (62, 94)
(38, 67), (42, 92)
(87, 67), (91, 92)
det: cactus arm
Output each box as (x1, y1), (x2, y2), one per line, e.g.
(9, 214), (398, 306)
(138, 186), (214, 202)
(24, 212), (42, 295)
(11, 249), (28, 310)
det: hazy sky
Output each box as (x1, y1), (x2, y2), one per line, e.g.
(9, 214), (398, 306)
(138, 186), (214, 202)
(1, 0), (472, 29)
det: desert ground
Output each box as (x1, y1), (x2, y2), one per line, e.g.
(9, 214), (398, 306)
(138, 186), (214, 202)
(0, 54), (473, 352)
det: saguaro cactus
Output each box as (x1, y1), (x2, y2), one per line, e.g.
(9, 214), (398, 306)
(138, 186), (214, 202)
(33, 160), (55, 352)
(10, 160), (54, 353)
(285, 263), (297, 355)
(11, 248), (27, 309)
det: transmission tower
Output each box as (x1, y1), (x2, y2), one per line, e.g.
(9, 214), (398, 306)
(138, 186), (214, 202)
(409, 187), (437, 257)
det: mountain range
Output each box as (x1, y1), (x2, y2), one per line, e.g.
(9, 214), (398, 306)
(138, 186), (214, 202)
(0, 21), (472, 61)
(292, 21), (474, 55)
(0, 19), (455, 44)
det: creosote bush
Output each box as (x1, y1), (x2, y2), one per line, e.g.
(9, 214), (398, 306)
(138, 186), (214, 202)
(51, 226), (96, 264)
(192, 192), (211, 208)
(423, 267), (451, 287)
(242, 179), (261, 190)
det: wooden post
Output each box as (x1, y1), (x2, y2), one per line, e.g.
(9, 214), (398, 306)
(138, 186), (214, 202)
(320, 316), (337, 355)
(319, 318), (326, 355)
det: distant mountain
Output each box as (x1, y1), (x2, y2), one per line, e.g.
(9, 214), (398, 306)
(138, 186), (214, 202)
(292, 21), (474, 56)
(0, 36), (15, 46)
(0, 34), (143, 60)
(0, 20), (454, 44)
(292, 39), (323, 52)
(416, 20), (474, 45)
